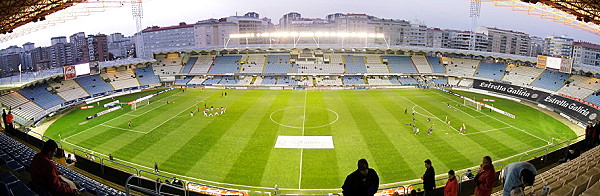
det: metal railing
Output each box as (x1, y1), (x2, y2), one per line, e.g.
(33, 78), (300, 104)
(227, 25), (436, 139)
(139, 169), (188, 196)
(519, 134), (584, 161)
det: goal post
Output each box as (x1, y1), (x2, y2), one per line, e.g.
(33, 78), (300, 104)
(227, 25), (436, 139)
(463, 98), (482, 111)
(131, 99), (150, 111)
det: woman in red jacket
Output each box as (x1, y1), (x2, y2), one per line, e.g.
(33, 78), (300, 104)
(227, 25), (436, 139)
(444, 170), (458, 196)
(474, 156), (497, 196)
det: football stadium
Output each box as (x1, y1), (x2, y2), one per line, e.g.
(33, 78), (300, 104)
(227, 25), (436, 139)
(0, 0), (599, 196)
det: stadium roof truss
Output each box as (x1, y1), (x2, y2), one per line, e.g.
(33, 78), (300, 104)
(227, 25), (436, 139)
(476, 0), (600, 36)
(0, 0), (134, 43)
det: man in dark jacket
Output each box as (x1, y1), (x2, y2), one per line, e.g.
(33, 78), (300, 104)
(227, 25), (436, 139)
(342, 159), (379, 196)
(422, 159), (435, 196)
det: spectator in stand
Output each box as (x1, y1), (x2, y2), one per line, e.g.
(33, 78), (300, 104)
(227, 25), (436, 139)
(465, 169), (475, 180)
(1, 109), (6, 130)
(595, 120), (600, 146)
(421, 159), (435, 196)
(585, 122), (593, 148)
(474, 156), (496, 196)
(502, 162), (537, 196)
(30, 139), (80, 195)
(6, 111), (14, 133)
(444, 170), (458, 196)
(341, 159), (379, 196)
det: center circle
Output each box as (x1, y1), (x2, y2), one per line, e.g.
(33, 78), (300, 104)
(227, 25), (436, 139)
(270, 106), (339, 129)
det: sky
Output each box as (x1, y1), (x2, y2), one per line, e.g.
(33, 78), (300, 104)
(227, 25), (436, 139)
(0, 0), (598, 49)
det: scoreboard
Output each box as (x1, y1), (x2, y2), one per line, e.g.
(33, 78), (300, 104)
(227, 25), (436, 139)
(536, 55), (573, 74)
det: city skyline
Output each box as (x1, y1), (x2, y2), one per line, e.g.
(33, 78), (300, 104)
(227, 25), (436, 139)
(0, 0), (598, 49)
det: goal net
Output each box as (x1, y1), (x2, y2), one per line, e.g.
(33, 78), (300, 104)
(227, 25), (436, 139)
(131, 99), (150, 111)
(463, 98), (482, 111)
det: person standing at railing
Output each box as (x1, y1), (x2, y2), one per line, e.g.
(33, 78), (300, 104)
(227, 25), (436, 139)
(474, 156), (496, 196)
(421, 159), (435, 196)
(444, 170), (458, 196)
(342, 159), (379, 196)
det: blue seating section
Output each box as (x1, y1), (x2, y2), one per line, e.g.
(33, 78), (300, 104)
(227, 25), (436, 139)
(181, 57), (198, 74)
(278, 76), (298, 86)
(202, 77), (222, 85)
(174, 76), (194, 85)
(427, 57), (445, 74)
(261, 76), (277, 85)
(75, 75), (114, 96)
(383, 56), (418, 74)
(475, 62), (506, 80)
(432, 77), (447, 85)
(134, 67), (161, 86)
(585, 95), (600, 106)
(264, 55), (291, 74)
(219, 76), (240, 85)
(0, 133), (125, 196)
(343, 76), (365, 85)
(208, 56), (241, 73)
(531, 70), (568, 91)
(343, 55), (367, 73)
(389, 76), (401, 84)
(18, 83), (64, 110)
(398, 77), (419, 85)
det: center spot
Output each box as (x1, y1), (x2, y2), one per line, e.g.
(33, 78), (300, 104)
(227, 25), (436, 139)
(270, 106), (339, 129)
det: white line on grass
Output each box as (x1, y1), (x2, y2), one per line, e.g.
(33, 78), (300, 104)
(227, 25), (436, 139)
(100, 124), (147, 134)
(142, 96), (210, 134)
(298, 89), (308, 189)
(407, 99), (460, 133)
(63, 91), (180, 142)
(430, 90), (550, 143)
(461, 127), (511, 135)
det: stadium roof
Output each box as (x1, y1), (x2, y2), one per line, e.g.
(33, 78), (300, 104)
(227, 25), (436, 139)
(479, 0), (600, 36)
(0, 0), (84, 35)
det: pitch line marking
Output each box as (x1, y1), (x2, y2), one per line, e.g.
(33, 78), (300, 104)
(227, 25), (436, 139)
(461, 127), (512, 135)
(298, 89), (308, 189)
(143, 97), (210, 134)
(430, 90), (550, 143)
(101, 124), (147, 134)
(63, 91), (186, 142)
(269, 106), (339, 129)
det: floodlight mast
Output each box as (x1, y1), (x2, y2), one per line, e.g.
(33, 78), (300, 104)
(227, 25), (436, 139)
(469, 0), (481, 51)
(132, 0), (144, 58)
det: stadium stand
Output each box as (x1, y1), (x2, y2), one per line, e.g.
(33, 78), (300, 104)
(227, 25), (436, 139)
(264, 55), (292, 74)
(431, 77), (448, 85)
(327, 55), (344, 65)
(343, 55), (368, 73)
(475, 62), (507, 81)
(187, 76), (206, 85)
(238, 76), (253, 85)
(0, 132), (126, 196)
(343, 76), (365, 85)
(18, 83), (65, 110)
(365, 55), (382, 64)
(174, 76), (194, 85)
(133, 67), (161, 87)
(447, 77), (461, 86)
(365, 63), (390, 74)
(202, 76), (222, 85)
(102, 68), (141, 90)
(411, 56), (433, 73)
(189, 55), (215, 74)
(296, 61), (344, 74)
(74, 75), (114, 96)
(0, 92), (31, 109)
(382, 56), (418, 74)
(48, 79), (90, 102)
(219, 76), (240, 85)
(181, 57), (198, 74)
(397, 77), (419, 85)
(153, 57), (183, 75)
(209, 56), (242, 73)
(501, 64), (544, 86)
(277, 76), (299, 86)
(316, 76), (343, 86)
(557, 75), (600, 99)
(445, 58), (479, 77)
(530, 70), (569, 91)
(11, 102), (45, 124)
(366, 76), (394, 85)
(427, 56), (445, 74)
(458, 78), (475, 87)
(239, 55), (265, 73)
(258, 76), (276, 85)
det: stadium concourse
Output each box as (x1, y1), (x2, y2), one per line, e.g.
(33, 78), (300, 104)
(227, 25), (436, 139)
(0, 47), (599, 196)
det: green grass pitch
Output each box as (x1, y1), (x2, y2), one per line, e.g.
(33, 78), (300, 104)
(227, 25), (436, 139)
(44, 88), (576, 191)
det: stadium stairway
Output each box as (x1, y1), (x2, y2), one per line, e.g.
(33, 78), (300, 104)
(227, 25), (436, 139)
(181, 57), (198, 74)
